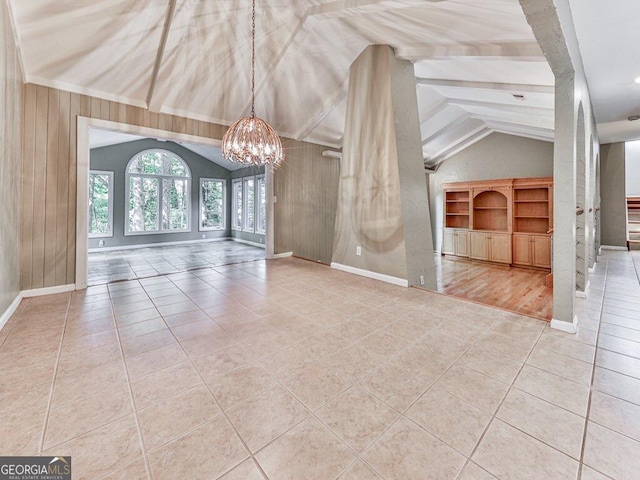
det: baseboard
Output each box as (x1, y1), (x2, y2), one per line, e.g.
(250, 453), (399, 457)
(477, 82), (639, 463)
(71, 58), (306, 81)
(0, 293), (23, 332)
(551, 315), (579, 334)
(272, 252), (293, 259)
(230, 237), (266, 249)
(88, 237), (230, 253)
(330, 262), (409, 287)
(575, 280), (590, 299)
(589, 263), (597, 274)
(21, 284), (76, 298)
(600, 245), (628, 251)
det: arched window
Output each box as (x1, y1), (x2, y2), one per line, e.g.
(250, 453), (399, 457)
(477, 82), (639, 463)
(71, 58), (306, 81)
(125, 149), (191, 234)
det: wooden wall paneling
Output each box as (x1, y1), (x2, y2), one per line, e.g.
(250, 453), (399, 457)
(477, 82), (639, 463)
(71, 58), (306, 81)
(109, 101), (119, 122)
(67, 93), (81, 284)
(198, 121), (208, 138)
(118, 103), (127, 123)
(20, 84), (37, 289)
(44, 88), (60, 287)
(186, 118), (198, 136)
(173, 115), (186, 134)
(100, 99), (110, 121)
(158, 113), (172, 132)
(55, 90), (71, 285)
(31, 85), (50, 288)
(149, 111), (159, 130)
(80, 95), (91, 117)
(90, 97), (101, 119)
(142, 108), (151, 127)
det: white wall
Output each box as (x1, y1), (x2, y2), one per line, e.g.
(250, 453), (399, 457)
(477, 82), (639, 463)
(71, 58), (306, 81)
(429, 132), (554, 251)
(626, 141), (640, 196)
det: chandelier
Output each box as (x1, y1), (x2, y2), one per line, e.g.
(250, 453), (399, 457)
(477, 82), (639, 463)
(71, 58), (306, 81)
(221, 0), (284, 167)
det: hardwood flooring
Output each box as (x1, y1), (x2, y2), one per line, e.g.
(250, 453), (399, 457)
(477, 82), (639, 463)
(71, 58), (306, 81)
(433, 255), (552, 320)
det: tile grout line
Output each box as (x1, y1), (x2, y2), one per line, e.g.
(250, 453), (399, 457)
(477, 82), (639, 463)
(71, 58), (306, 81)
(37, 293), (72, 454)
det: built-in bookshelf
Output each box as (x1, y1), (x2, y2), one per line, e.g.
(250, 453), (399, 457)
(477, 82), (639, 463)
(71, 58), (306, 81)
(445, 190), (470, 229)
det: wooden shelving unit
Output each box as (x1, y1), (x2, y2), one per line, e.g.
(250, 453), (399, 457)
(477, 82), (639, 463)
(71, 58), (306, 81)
(444, 190), (470, 229)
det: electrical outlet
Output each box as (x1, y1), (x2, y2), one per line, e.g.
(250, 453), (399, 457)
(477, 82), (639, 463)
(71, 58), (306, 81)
(98, 240), (105, 247)
(356, 246), (362, 256)
(201, 234), (206, 239)
(419, 275), (425, 286)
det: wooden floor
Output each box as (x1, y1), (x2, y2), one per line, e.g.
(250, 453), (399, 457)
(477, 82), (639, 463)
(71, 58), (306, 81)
(433, 255), (552, 321)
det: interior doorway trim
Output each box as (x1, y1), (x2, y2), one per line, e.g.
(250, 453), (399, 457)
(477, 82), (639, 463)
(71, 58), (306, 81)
(75, 117), (275, 290)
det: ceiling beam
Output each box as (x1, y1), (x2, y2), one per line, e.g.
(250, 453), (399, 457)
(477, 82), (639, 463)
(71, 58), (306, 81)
(482, 119), (554, 138)
(416, 78), (554, 94)
(147, 0), (178, 112)
(296, 82), (348, 141)
(449, 98), (554, 116)
(397, 42), (544, 62)
(422, 113), (470, 146)
(471, 113), (554, 131)
(438, 128), (494, 163)
(307, 0), (441, 19)
(419, 98), (449, 122)
(426, 125), (491, 164)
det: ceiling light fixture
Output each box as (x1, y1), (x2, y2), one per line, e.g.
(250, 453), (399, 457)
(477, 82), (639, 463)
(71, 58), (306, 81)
(634, 77), (640, 84)
(221, 0), (283, 167)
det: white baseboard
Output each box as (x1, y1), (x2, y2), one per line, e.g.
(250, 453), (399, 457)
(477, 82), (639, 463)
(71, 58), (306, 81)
(551, 315), (579, 334)
(89, 237), (230, 253)
(588, 263), (597, 274)
(0, 293), (23, 332)
(600, 245), (628, 251)
(330, 262), (409, 287)
(231, 237), (266, 249)
(272, 252), (293, 259)
(575, 280), (590, 299)
(22, 284), (76, 298)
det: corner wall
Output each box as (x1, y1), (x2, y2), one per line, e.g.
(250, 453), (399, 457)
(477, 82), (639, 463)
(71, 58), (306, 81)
(0, 0), (24, 317)
(429, 132), (554, 251)
(601, 142), (627, 247)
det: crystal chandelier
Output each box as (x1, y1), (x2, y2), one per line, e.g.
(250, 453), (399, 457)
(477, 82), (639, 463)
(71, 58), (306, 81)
(222, 0), (284, 167)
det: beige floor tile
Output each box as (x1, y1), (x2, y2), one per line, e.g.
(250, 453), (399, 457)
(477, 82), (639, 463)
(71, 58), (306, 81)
(590, 389), (640, 441)
(496, 388), (585, 459)
(227, 384), (309, 452)
(125, 342), (188, 379)
(191, 345), (253, 381)
(60, 328), (119, 356)
(207, 363), (278, 410)
(45, 384), (133, 449)
(300, 330), (352, 357)
(599, 322), (640, 344)
(179, 331), (237, 359)
(118, 318), (168, 339)
(114, 307), (161, 327)
(362, 417), (466, 480)
(148, 416), (248, 480)
(474, 331), (534, 362)
(130, 361), (202, 409)
(324, 345), (383, 381)
(0, 414), (44, 456)
(381, 318), (430, 341)
(526, 346), (593, 385)
(360, 360), (433, 412)
(282, 361), (352, 411)
(218, 458), (266, 480)
(317, 386), (399, 453)
(393, 340), (464, 382)
(514, 365), (590, 416)
(42, 415), (142, 480)
(100, 458), (149, 480)
(593, 366), (640, 405)
(170, 318), (225, 341)
(330, 319), (375, 343)
(580, 465), (614, 480)
(357, 331), (409, 358)
(259, 344), (317, 381)
(472, 419), (579, 480)
(0, 382), (51, 425)
(56, 343), (122, 378)
(120, 329), (178, 357)
(338, 460), (382, 479)
(457, 462), (498, 479)
(457, 345), (523, 384)
(255, 416), (355, 480)
(407, 386), (491, 456)
(138, 385), (221, 450)
(584, 421), (640, 480)
(162, 309), (209, 328)
(52, 360), (127, 406)
(596, 348), (640, 379)
(0, 359), (56, 396)
(434, 365), (510, 414)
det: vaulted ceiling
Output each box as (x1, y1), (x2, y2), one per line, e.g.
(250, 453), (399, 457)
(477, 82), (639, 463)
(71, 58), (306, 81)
(8, 0), (555, 166)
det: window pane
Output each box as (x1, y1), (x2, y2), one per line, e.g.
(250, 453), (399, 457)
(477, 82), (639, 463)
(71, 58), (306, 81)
(201, 180), (224, 229)
(256, 176), (266, 233)
(129, 176), (159, 231)
(89, 173), (111, 235)
(129, 151), (163, 174)
(169, 157), (188, 177)
(233, 181), (242, 229)
(244, 178), (255, 231)
(162, 178), (189, 230)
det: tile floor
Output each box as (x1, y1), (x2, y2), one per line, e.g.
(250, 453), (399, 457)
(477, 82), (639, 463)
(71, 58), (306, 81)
(1, 251), (639, 479)
(87, 240), (265, 285)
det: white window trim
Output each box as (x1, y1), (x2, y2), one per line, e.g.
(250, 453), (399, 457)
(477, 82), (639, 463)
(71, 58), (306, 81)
(199, 178), (226, 231)
(256, 174), (266, 234)
(232, 178), (243, 231)
(88, 170), (114, 238)
(124, 149), (192, 236)
(243, 177), (256, 233)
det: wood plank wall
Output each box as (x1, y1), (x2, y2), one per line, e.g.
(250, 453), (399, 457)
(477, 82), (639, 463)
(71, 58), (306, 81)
(20, 83), (340, 289)
(0, 0), (24, 314)
(274, 140), (340, 265)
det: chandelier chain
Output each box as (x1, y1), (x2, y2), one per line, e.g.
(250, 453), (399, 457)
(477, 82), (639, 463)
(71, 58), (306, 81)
(251, 0), (256, 117)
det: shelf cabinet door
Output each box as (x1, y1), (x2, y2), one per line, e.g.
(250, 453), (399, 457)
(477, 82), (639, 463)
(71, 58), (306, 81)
(512, 234), (532, 265)
(455, 230), (469, 257)
(442, 229), (455, 255)
(489, 233), (512, 264)
(470, 232), (489, 260)
(532, 235), (551, 268)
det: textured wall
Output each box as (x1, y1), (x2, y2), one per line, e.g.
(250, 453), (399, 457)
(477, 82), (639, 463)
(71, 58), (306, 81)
(20, 83), (326, 289)
(600, 142), (627, 247)
(429, 132), (554, 251)
(0, 1), (23, 315)
(332, 45), (435, 286)
(89, 139), (232, 248)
